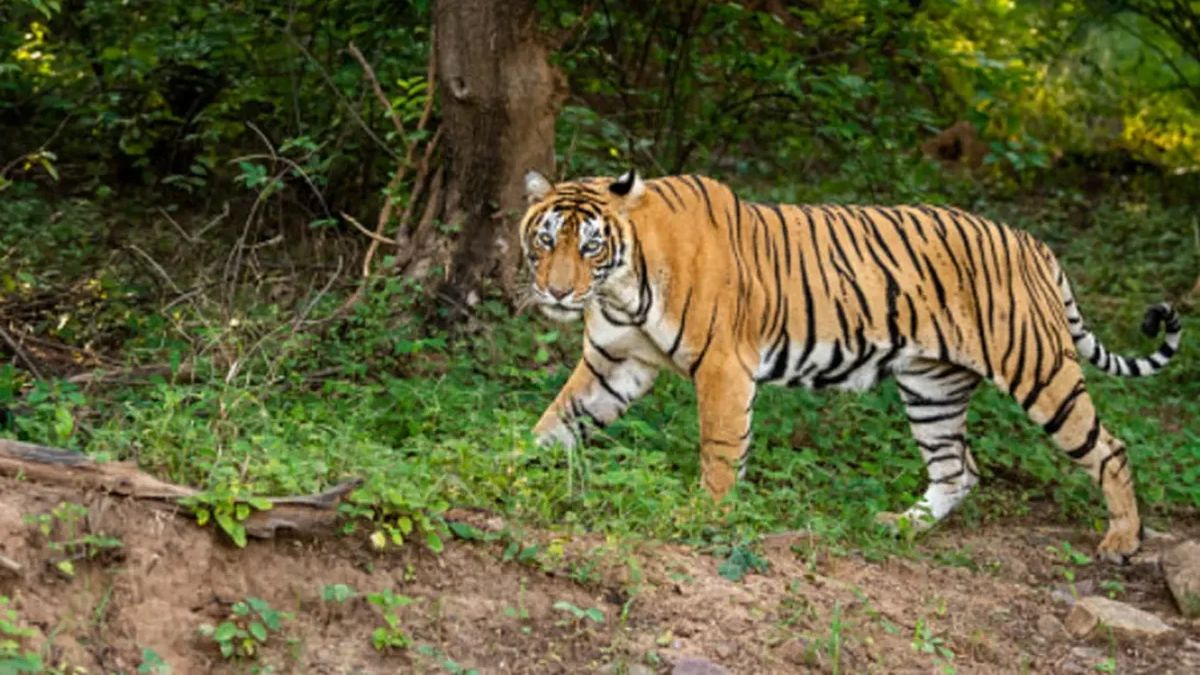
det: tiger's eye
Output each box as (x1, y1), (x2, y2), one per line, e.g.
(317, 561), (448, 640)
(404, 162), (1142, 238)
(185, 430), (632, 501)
(581, 240), (602, 256)
(537, 233), (554, 248)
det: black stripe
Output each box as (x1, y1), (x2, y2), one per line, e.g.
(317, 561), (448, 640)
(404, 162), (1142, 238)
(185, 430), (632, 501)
(768, 205), (793, 274)
(583, 358), (628, 405)
(689, 309), (720, 377)
(587, 335), (624, 363)
(667, 288), (695, 358)
(876, 207), (925, 280)
(648, 183), (679, 213)
(1042, 380), (1086, 435)
(687, 175), (718, 228)
(1066, 422), (1100, 460)
(908, 408), (967, 425)
(1097, 446), (1126, 488)
(932, 468), (965, 484)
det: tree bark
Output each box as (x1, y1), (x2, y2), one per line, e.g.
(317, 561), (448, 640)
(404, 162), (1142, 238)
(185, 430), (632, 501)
(433, 0), (566, 320)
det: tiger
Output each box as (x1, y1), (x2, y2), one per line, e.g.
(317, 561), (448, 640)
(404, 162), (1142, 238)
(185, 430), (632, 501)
(518, 170), (1183, 562)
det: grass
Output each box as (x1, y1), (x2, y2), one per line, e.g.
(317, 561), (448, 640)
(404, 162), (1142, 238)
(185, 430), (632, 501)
(0, 185), (1197, 559)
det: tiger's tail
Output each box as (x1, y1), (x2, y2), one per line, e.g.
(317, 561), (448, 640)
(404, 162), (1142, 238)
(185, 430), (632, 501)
(1057, 271), (1182, 377)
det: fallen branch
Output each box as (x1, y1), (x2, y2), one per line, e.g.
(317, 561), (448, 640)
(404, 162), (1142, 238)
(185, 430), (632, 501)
(0, 325), (44, 380)
(0, 439), (362, 540)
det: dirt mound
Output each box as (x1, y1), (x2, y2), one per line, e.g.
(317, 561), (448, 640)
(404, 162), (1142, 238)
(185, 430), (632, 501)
(1, 475), (1197, 673)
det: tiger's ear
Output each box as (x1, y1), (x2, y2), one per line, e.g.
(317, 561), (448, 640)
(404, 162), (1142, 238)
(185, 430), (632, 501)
(524, 170), (553, 203)
(608, 169), (645, 207)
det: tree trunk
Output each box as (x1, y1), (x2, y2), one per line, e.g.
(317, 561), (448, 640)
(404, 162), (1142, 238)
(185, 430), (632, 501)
(433, 0), (565, 320)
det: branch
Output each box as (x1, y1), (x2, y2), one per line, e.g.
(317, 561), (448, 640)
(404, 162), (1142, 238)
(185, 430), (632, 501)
(347, 41), (405, 138)
(0, 439), (363, 540)
(0, 326), (44, 380)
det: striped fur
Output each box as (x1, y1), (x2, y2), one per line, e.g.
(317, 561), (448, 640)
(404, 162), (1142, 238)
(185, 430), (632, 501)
(519, 171), (1183, 562)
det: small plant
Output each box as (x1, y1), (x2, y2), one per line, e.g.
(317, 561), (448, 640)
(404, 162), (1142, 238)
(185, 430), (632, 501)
(320, 583), (357, 604)
(824, 601), (844, 675)
(1049, 541), (1093, 567)
(198, 597), (288, 659)
(552, 600), (605, 625)
(0, 596), (43, 673)
(503, 581), (532, 635)
(25, 502), (122, 578)
(137, 648), (171, 674)
(415, 644), (479, 674)
(1099, 579), (1125, 600)
(717, 543), (770, 582)
(365, 590), (414, 651)
(1094, 656), (1117, 673)
(912, 616), (956, 674)
(183, 470), (273, 548)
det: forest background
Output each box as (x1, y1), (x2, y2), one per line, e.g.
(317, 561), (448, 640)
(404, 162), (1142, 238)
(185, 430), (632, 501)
(0, 1), (1198, 666)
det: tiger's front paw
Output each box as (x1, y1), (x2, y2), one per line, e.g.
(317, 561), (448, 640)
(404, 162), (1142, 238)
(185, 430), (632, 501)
(533, 422), (577, 450)
(1097, 522), (1141, 565)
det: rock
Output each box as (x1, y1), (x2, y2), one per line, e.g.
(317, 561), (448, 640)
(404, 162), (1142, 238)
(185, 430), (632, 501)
(1036, 613), (1067, 640)
(1162, 540), (1200, 618)
(1064, 596), (1177, 643)
(671, 655), (730, 675)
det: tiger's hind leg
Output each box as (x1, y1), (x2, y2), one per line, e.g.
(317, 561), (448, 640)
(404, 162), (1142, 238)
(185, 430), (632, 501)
(878, 360), (982, 532)
(1022, 363), (1141, 563)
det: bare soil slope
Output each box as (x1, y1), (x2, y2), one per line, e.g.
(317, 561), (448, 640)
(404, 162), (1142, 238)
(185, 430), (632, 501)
(1, 476), (1197, 674)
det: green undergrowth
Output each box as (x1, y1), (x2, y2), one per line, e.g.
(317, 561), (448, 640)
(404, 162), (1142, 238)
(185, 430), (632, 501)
(1, 190), (1197, 560)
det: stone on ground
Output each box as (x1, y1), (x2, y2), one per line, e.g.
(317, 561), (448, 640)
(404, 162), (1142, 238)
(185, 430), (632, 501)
(1162, 540), (1200, 618)
(671, 655), (730, 675)
(1064, 596), (1177, 643)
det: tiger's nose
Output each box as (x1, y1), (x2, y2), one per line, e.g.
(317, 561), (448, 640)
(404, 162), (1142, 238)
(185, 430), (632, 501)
(548, 286), (572, 300)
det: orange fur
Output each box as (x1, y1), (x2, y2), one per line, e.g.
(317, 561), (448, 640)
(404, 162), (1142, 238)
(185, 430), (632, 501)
(519, 172), (1182, 561)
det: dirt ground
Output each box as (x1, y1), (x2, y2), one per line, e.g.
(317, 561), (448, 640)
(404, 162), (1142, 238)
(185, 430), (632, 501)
(1, 475), (1198, 674)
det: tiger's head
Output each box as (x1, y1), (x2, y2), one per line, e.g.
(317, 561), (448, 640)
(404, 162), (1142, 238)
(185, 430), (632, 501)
(519, 169), (645, 322)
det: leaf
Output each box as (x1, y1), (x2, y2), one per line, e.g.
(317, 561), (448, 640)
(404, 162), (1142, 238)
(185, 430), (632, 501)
(214, 510), (235, 537)
(248, 621), (268, 642)
(396, 516), (413, 535)
(370, 531), (387, 549)
(229, 524), (247, 548)
(502, 541), (519, 561)
(553, 600), (582, 618)
(447, 522), (481, 541)
(425, 531), (444, 553)
(55, 559), (75, 577)
(213, 622), (239, 642)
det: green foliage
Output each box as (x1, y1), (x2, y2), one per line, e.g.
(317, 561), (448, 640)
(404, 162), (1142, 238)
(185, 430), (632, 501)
(24, 502), (122, 579)
(552, 600), (604, 625)
(0, 0), (429, 211)
(911, 616), (956, 674)
(0, 596), (43, 674)
(717, 543), (771, 583)
(181, 472), (273, 548)
(320, 584), (357, 604)
(198, 597), (288, 660)
(365, 590), (414, 651)
(137, 648), (171, 675)
(414, 644), (478, 675)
